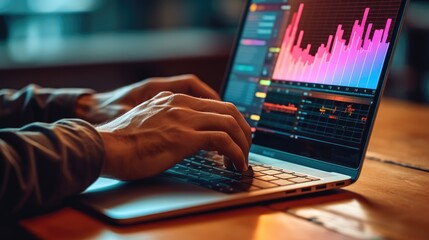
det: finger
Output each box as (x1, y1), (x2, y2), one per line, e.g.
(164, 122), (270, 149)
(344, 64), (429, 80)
(202, 151), (234, 170)
(181, 109), (250, 155)
(167, 75), (221, 100)
(197, 131), (248, 171)
(164, 94), (252, 149)
(174, 109), (250, 164)
(223, 156), (234, 170)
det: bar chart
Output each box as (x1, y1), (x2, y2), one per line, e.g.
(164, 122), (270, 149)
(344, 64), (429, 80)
(272, 3), (392, 89)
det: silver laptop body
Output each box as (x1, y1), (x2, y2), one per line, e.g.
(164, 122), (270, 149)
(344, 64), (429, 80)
(77, 0), (408, 224)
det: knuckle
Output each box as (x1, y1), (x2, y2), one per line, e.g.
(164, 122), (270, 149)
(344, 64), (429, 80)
(214, 131), (229, 143)
(167, 93), (180, 104)
(162, 90), (174, 95)
(157, 91), (173, 98)
(224, 102), (238, 113)
(224, 115), (237, 127)
(169, 93), (190, 104)
(166, 106), (184, 117)
(185, 74), (199, 81)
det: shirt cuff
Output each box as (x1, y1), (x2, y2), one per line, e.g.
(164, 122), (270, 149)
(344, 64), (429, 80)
(43, 88), (95, 123)
(53, 119), (106, 191)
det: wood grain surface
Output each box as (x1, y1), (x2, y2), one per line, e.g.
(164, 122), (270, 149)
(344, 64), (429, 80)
(367, 98), (429, 169)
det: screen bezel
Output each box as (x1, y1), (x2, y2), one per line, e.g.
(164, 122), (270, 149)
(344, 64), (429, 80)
(219, 0), (409, 180)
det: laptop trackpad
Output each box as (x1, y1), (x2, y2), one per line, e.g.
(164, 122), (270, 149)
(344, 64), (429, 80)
(78, 177), (224, 221)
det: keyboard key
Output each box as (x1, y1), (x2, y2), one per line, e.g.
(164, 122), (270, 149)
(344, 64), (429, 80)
(180, 161), (200, 169)
(252, 172), (266, 177)
(256, 175), (279, 181)
(209, 162), (222, 167)
(239, 176), (254, 183)
(249, 161), (261, 166)
(205, 175), (226, 182)
(223, 173), (243, 181)
(288, 177), (311, 183)
(211, 167), (238, 176)
(261, 170), (282, 175)
(248, 186), (261, 191)
(271, 179), (295, 186)
(168, 166), (189, 175)
(210, 168), (227, 175)
(306, 177), (320, 181)
(166, 171), (211, 185)
(275, 173), (295, 179)
(169, 152), (315, 194)
(293, 173), (307, 177)
(252, 166), (270, 172)
(195, 178), (217, 186)
(249, 179), (278, 189)
(192, 158), (207, 164)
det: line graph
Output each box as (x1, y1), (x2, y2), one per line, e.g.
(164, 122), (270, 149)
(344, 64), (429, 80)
(257, 85), (372, 145)
(297, 96), (370, 144)
(272, 3), (392, 89)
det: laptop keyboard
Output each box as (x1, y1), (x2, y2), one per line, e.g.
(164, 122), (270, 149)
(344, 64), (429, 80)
(163, 151), (320, 194)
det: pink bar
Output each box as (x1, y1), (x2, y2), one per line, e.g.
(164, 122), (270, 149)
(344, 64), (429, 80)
(271, 4), (392, 89)
(363, 23), (373, 50)
(382, 19), (392, 43)
(326, 35), (333, 51)
(349, 20), (360, 47)
(361, 8), (370, 29)
(297, 30), (304, 49)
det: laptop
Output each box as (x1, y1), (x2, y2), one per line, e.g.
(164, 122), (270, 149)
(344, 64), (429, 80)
(77, 0), (409, 224)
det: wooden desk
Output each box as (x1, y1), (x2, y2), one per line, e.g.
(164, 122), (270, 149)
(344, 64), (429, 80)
(20, 98), (429, 240)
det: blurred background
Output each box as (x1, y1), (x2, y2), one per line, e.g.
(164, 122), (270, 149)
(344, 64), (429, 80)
(0, 0), (428, 104)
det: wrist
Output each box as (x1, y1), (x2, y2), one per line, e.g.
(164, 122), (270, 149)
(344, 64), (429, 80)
(96, 129), (116, 178)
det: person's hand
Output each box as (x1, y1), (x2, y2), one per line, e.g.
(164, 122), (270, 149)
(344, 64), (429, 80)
(96, 91), (252, 181)
(76, 74), (220, 124)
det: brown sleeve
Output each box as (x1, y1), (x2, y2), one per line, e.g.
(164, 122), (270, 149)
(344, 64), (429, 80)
(0, 119), (104, 218)
(0, 84), (95, 128)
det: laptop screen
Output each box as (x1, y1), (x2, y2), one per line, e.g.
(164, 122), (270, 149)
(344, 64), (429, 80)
(223, 0), (405, 169)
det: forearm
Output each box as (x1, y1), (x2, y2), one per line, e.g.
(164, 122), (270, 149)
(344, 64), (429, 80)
(0, 119), (104, 218)
(0, 84), (95, 128)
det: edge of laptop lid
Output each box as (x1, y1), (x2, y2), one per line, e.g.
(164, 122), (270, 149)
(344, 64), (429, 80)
(220, 0), (409, 182)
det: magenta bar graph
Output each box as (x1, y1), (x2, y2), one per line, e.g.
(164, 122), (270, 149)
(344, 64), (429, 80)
(272, 3), (392, 89)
